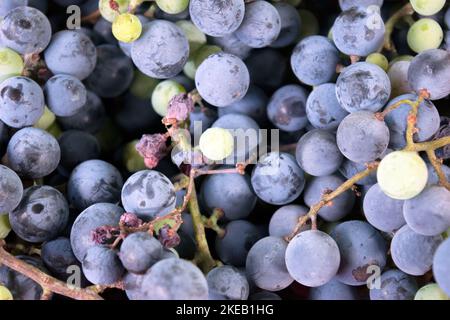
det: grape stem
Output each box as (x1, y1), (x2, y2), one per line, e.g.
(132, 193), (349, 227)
(426, 149), (450, 191)
(202, 208), (226, 238)
(383, 2), (414, 53)
(81, 9), (101, 24)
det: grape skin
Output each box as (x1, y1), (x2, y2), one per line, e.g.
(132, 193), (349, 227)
(369, 269), (418, 300)
(0, 47), (24, 83)
(407, 18), (443, 53)
(415, 283), (449, 300)
(269, 205), (309, 238)
(119, 232), (163, 274)
(426, 163), (450, 186)
(433, 238), (450, 296)
(44, 74), (87, 117)
(309, 278), (359, 300)
(0, 164), (23, 214)
(41, 237), (80, 279)
(388, 60), (412, 98)
(207, 265), (249, 300)
(339, 159), (378, 185)
(0, 0), (27, 18)
(271, 3), (301, 48)
(210, 33), (252, 60)
(410, 0), (446, 16)
(82, 246), (124, 285)
(338, 0), (383, 10)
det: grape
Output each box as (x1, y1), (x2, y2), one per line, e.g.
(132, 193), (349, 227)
(130, 70), (160, 99)
(291, 36), (340, 86)
(0, 47), (24, 83)
(251, 152), (305, 205)
(193, 45), (222, 70)
(9, 185), (69, 243)
(304, 174), (355, 222)
(151, 80), (186, 117)
(433, 238), (450, 296)
(199, 128), (234, 161)
(377, 151), (428, 200)
(137, 258), (208, 300)
(369, 269), (418, 300)
(434, 117), (450, 160)
(67, 160), (123, 211)
(404, 186), (450, 236)
(112, 13), (142, 43)
(388, 60), (413, 98)
(309, 278), (359, 300)
(210, 33), (252, 60)
(0, 285), (13, 300)
(44, 74), (87, 117)
(235, 1), (281, 48)
(70, 203), (123, 262)
(410, 0), (446, 16)
(41, 237), (79, 279)
(0, 0), (27, 18)
(7, 127), (60, 179)
(271, 3), (301, 48)
(131, 20), (189, 79)
(58, 90), (106, 134)
(407, 49), (450, 100)
(200, 169), (256, 220)
(0, 76), (45, 128)
(207, 266), (249, 300)
(306, 83), (349, 131)
(339, 159), (378, 185)
(189, 106), (217, 136)
(415, 283), (449, 300)
(427, 163), (450, 186)
(45, 30), (97, 80)
(339, 0), (383, 10)
(245, 48), (287, 91)
(246, 236), (293, 291)
(366, 53), (389, 71)
(123, 140), (146, 173)
(176, 20), (207, 53)
(156, 0), (189, 14)
(298, 9), (319, 37)
(93, 17), (116, 45)
(446, 6), (450, 28)
(0, 6), (51, 55)
(336, 111), (390, 163)
(33, 107), (53, 132)
(215, 220), (265, 267)
(407, 18), (443, 53)
(363, 184), (405, 233)
(0, 215), (11, 239)
(189, 0), (245, 37)
(250, 291), (282, 300)
(384, 94), (440, 149)
(269, 205), (309, 238)
(0, 165), (23, 214)
(119, 232), (163, 274)
(331, 220), (388, 286)
(390, 225), (442, 276)
(335, 62), (391, 113)
(121, 170), (176, 221)
(295, 129), (343, 177)
(332, 7), (385, 56)
(99, 0), (129, 22)
(267, 84), (308, 132)
(195, 52), (249, 107)
(82, 246), (124, 285)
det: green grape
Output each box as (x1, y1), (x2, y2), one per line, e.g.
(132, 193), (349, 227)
(0, 47), (24, 83)
(298, 10), (319, 39)
(176, 20), (207, 53)
(0, 286), (13, 300)
(407, 18), (443, 53)
(112, 13), (142, 43)
(366, 53), (389, 71)
(410, 0), (446, 16)
(95, 118), (123, 154)
(123, 140), (146, 172)
(151, 80), (186, 117)
(199, 127), (234, 161)
(34, 106), (55, 130)
(46, 122), (62, 138)
(156, 0), (189, 15)
(183, 57), (196, 80)
(0, 214), (11, 239)
(130, 70), (160, 99)
(377, 151), (428, 200)
(99, 0), (130, 22)
(415, 283), (449, 300)
(194, 45), (222, 68)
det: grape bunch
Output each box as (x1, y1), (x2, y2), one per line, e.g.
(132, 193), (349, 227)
(0, 0), (449, 302)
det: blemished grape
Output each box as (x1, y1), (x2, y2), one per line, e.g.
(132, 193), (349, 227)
(151, 80), (186, 117)
(414, 283), (449, 300)
(410, 0), (446, 16)
(112, 13), (142, 44)
(44, 74), (87, 117)
(246, 236), (294, 291)
(339, 0), (383, 10)
(195, 52), (250, 107)
(309, 278), (359, 300)
(99, 0), (129, 22)
(82, 246), (124, 285)
(369, 269), (418, 300)
(0, 47), (24, 83)
(366, 53), (389, 71)
(0, 0), (27, 18)
(271, 3), (301, 48)
(207, 266), (249, 300)
(335, 62), (391, 113)
(0, 285), (13, 300)
(391, 225), (442, 276)
(286, 230), (340, 287)
(407, 18), (443, 53)
(119, 232), (163, 274)
(377, 151), (428, 200)
(189, 0), (245, 37)
(269, 205), (309, 238)
(295, 129), (343, 177)
(0, 165), (23, 214)
(433, 238), (450, 296)
(199, 128), (234, 161)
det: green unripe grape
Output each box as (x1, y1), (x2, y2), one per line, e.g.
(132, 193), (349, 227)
(377, 151), (428, 200)
(176, 20), (207, 53)
(0, 214), (11, 239)
(46, 122), (62, 138)
(415, 283), (449, 300)
(130, 70), (160, 99)
(407, 18), (443, 53)
(0, 47), (24, 83)
(444, 227), (450, 239)
(183, 57), (196, 80)
(99, 0), (130, 22)
(34, 106), (55, 130)
(366, 53), (389, 71)
(410, 0), (446, 16)
(112, 13), (142, 43)
(194, 45), (222, 68)
(96, 118), (123, 154)
(123, 140), (146, 172)
(0, 286), (13, 300)
(298, 10), (319, 39)
(151, 80), (186, 117)
(156, 0), (189, 15)
(199, 127), (234, 161)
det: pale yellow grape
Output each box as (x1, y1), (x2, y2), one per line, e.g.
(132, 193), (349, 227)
(377, 151), (428, 200)
(183, 57), (196, 80)
(176, 20), (207, 53)
(0, 286), (13, 300)
(112, 13), (142, 43)
(0, 47), (24, 83)
(130, 70), (160, 99)
(34, 106), (55, 130)
(99, 0), (130, 22)
(123, 140), (146, 172)
(414, 283), (449, 300)
(156, 0), (189, 15)
(407, 18), (443, 53)
(0, 214), (11, 239)
(151, 80), (186, 117)
(366, 53), (389, 71)
(410, 0), (446, 16)
(199, 128), (234, 161)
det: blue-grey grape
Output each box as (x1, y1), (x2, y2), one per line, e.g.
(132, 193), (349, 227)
(44, 74), (87, 117)
(0, 164), (23, 214)
(271, 3), (301, 48)
(309, 278), (359, 300)
(250, 291), (282, 300)
(41, 237), (79, 279)
(269, 205), (309, 238)
(339, 159), (378, 185)
(369, 269), (418, 300)
(433, 238), (450, 296)
(207, 265), (249, 300)
(0, 0), (27, 18)
(210, 33), (252, 60)
(82, 246), (124, 285)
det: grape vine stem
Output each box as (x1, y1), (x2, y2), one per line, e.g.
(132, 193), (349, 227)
(383, 2), (414, 53)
